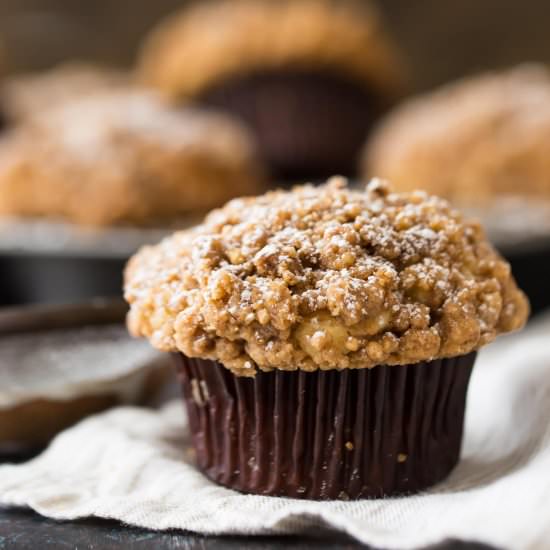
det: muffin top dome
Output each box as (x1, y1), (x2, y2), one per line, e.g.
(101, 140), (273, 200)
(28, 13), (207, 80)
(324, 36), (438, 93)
(125, 177), (528, 376)
(0, 89), (264, 226)
(138, 0), (404, 100)
(364, 64), (550, 205)
(0, 40), (7, 131)
(0, 62), (129, 123)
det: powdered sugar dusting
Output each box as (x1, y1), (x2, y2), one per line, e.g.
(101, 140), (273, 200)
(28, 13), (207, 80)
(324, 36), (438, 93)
(33, 90), (255, 164)
(125, 178), (528, 376)
(0, 324), (164, 408)
(0, 90), (263, 226)
(366, 64), (550, 206)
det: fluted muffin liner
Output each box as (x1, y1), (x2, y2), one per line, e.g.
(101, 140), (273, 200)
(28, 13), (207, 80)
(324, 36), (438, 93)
(198, 71), (388, 180)
(0, 109), (7, 132)
(174, 352), (476, 500)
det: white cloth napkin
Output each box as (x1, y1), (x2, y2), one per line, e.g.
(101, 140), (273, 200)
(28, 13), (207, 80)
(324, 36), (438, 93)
(1, 315), (549, 550)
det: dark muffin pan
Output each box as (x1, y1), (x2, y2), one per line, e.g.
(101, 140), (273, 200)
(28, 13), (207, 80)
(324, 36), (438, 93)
(0, 219), (171, 306)
(502, 244), (550, 316)
(0, 254), (125, 306)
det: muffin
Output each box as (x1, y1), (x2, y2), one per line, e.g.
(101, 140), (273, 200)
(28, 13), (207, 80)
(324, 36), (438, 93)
(0, 300), (171, 455)
(138, 0), (405, 180)
(0, 89), (264, 226)
(0, 40), (7, 132)
(363, 64), (550, 207)
(0, 104), (6, 132)
(363, 64), (550, 313)
(125, 177), (528, 499)
(0, 62), (129, 123)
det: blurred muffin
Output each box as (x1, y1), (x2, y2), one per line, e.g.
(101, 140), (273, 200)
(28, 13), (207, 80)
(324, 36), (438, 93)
(363, 64), (550, 207)
(0, 39), (7, 132)
(0, 89), (264, 226)
(0, 301), (171, 451)
(139, 0), (405, 180)
(362, 64), (550, 313)
(125, 177), (528, 499)
(0, 62), (129, 123)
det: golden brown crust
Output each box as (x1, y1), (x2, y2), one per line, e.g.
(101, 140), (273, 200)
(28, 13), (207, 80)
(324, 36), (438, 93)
(138, 0), (404, 100)
(364, 64), (550, 205)
(1, 62), (129, 122)
(125, 177), (528, 376)
(0, 89), (264, 226)
(0, 39), (7, 124)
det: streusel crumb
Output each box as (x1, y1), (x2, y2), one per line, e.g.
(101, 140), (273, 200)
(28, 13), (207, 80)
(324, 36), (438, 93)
(1, 62), (128, 122)
(364, 64), (550, 204)
(0, 90), (263, 226)
(125, 177), (529, 376)
(139, 0), (404, 100)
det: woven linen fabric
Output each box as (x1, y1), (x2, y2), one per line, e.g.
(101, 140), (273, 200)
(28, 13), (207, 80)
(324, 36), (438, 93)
(0, 315), (549, 550)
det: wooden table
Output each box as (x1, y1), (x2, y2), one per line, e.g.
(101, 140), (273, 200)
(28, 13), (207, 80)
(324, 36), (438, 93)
(0, 507), (499, 550)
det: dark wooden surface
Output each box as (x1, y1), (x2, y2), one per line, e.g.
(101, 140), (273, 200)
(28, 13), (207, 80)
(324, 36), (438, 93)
(0, 508), (360, 550)
(0, 444), (499, 549)
(0, 507), (500, 550)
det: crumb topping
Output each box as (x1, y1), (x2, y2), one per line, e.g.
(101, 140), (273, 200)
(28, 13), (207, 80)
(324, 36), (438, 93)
(0, 90), (264, 226)
(1, 62), (128, 122)
(364, 64), (550, 204)
(138, 0), (404, 100)
(125, 178), (529, 376)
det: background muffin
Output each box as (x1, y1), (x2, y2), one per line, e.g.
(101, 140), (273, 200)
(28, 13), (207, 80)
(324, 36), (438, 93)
(0, 38), (7, 133)
(139, 0), (405, 180)
(363, 64), (550, 207)
(0, 300), (171, 455)
(363, 64), (550, 312)
(0, 89), (264, 227)
(125, 178), (528, 499)
(0, 62), (129, 124)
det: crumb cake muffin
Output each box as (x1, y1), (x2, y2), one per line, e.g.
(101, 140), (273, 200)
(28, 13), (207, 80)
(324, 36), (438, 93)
(363, 64), (550, 206)
(139, 0), (405, 179)
(0, 302), (170, 452)
(0, 41), (7, 132)
(0, 89), (264, 226)
(0, 62), (128, 123)
(125, 177), (528, 499)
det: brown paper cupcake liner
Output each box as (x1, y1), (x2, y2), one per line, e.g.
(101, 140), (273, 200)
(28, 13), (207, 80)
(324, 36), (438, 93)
(197, 71), (388, 180)
(175, 352), (476, 500)
(0, 109), (7, 132)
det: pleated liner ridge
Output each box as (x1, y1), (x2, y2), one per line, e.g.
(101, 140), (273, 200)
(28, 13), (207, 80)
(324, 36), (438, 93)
(198, 71), (386, 179)
(174, 353), (476, 500)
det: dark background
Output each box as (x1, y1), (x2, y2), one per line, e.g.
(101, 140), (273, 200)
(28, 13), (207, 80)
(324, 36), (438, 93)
(0, 0), (549, 91)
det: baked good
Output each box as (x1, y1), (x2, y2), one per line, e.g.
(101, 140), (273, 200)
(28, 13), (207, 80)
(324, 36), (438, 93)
(0, 62), (128, 123)
(125, 177), (528, 499)
(0, 89), (264, 226)
(363, 64), (550, 314)
(0, 302), (171, 452)
(363, 64), (550, 206)
(139, 0), (405, 179)
(0, 39), (7, 132)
